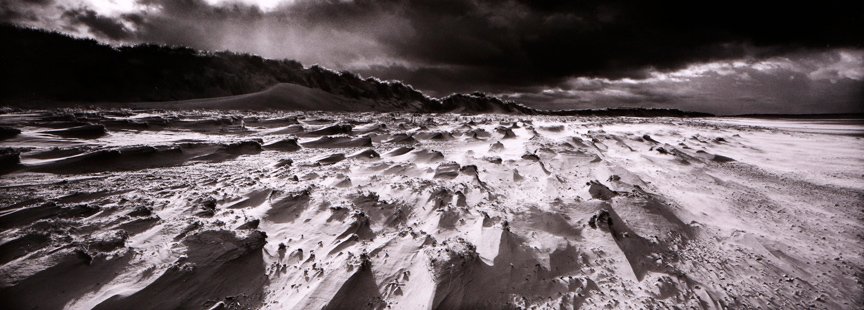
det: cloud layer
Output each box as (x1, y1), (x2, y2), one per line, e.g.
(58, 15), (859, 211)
(504, 50), (864, 114)
(2, 0), (862, 113)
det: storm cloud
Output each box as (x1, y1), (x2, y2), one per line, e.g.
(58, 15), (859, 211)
(2, 0), (862, 113)
(502, 50), (864, 114)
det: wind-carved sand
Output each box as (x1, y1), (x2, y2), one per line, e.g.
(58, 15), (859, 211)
(0, 110), (862, 309)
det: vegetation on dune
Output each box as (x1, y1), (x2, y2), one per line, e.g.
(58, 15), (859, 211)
(0, 24), (428, 104)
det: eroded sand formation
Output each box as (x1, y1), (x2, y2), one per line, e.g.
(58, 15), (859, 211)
(0, 110), (862, 309)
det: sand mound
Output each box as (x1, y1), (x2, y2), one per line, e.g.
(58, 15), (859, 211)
(301, 136), (372, 148)
(249, 116), (300, 128)
(0, 251), (134, 309)
(44, 124), (107, 138)
(225, 189), (273, 209)
(270, 124), (306, 135)
(265, 191), (311, 223)
(321, 257), (384, 309)
(0, 127), (20, 140)
(495, 126), (517, 139)
(303, 124), (353, 137)
(385, 133), (418, 145)
(384, 146), (413, 157)
(433, 162), (461, 179)
(25, 146), (89, 159)
(415, 131), (455, 141)
(351, 123), (385, 135)
(93, 230), (268, 310)
(587, 181), (617, 200)
(409, 148), (445, 162)
(466, 128), (492, 140)
(21, 141), (262, 174)
(349, 149), (380, 160)
(0, 148), (20, 172)
(264, 138), (301, 151)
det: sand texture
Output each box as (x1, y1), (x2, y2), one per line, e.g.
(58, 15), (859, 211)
(0, 110), (862, 309)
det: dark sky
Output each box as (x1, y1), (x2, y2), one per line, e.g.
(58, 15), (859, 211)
(2, 0), (862, 114)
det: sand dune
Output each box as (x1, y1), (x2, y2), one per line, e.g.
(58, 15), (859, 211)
(147, 84), (377, 112)
(0, 110), (862, 309)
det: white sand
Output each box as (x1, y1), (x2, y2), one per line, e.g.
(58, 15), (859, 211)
(0, 110), (861, 309)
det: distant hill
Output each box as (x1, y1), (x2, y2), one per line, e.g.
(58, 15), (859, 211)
(0, 25), (432, 106)
(0, 24), (711, 117)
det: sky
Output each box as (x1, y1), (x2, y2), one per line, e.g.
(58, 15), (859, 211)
(1, 0), (862, 114)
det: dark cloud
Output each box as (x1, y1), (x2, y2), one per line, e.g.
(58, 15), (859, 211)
(1, 0), (862, 113)
(61, 8), (132, 40)
(21, 0), (53, 4)
(358, 0), (862, 93)
(0, 0), (49, 22)
(503, 50), (864, 114)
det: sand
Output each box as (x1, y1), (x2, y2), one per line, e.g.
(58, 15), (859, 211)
(0, 109), (862, 309)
